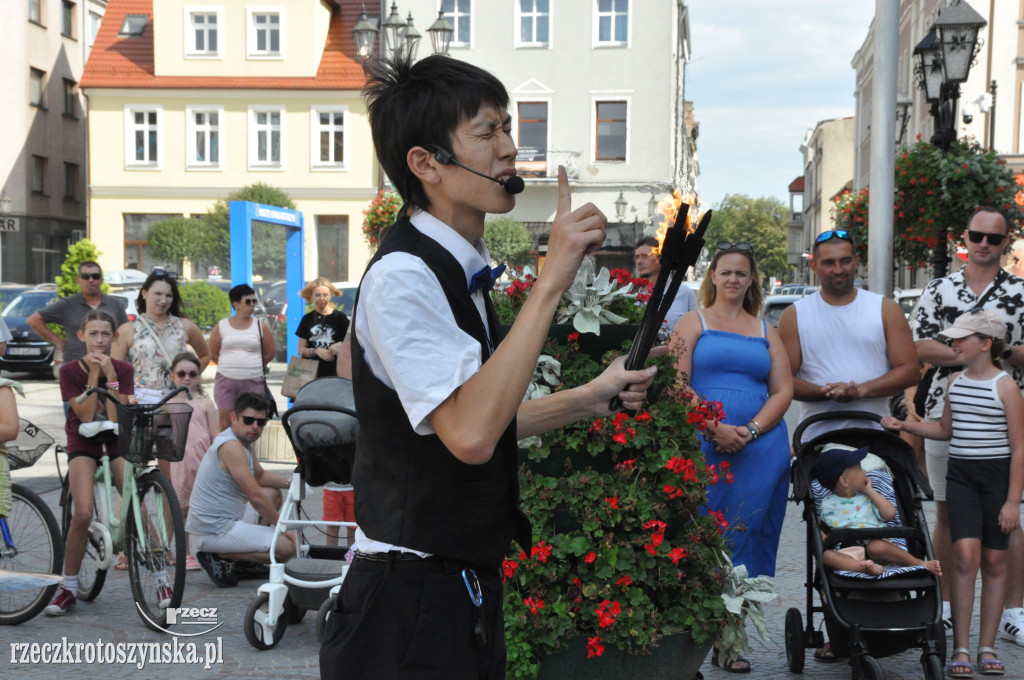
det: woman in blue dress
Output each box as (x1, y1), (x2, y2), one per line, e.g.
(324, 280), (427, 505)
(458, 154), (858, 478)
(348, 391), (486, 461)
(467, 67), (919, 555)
(671, 242), (793, 673)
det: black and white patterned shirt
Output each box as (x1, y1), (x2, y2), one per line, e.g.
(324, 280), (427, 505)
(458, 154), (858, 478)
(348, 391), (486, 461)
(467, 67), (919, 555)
(912, 269), (1024, 419)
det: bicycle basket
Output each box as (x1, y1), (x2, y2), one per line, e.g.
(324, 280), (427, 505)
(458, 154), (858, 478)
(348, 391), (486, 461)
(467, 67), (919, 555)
(3, 419), (55, 470)
(117, 402), (193, 466)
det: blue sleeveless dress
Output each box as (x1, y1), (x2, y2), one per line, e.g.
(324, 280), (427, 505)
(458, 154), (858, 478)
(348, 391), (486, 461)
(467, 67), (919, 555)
(690, 313), (790, 578)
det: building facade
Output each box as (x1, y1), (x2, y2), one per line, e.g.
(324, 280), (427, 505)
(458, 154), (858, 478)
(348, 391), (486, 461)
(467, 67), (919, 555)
(1, 0), (107, 284)
(81, 0), (369, 282)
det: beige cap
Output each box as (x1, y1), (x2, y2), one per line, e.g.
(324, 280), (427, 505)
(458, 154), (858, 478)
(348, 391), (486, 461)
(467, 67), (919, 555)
(939, 309), (1007, 340)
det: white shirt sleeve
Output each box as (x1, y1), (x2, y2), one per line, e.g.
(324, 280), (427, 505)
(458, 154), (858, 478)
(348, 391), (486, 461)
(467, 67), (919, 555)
(356, 252), (483, 435)
(0, 318), (11, 343)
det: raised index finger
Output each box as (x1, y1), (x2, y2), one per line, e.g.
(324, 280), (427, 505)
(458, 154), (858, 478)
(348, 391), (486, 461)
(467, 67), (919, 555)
(556, 165), (571, 219)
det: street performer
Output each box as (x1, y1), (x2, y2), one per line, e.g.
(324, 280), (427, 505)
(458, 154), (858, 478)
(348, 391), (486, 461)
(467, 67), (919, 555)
(318, 54), (661, 679)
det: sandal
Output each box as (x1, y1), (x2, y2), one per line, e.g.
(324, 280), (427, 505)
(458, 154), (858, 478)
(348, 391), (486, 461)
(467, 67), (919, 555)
(813, 642), (843, 663)
(977, 646), (1005, 676)
(114, 553), (129, 571)
(711, 647), (751, 674)
(947, 647), (973, 678)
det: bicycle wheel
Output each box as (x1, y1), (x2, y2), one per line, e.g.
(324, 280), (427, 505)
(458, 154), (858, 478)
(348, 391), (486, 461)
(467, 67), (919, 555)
(126, 470), (185, 631)
(59, 479), (108, 602)
(0, 484), (64, 625)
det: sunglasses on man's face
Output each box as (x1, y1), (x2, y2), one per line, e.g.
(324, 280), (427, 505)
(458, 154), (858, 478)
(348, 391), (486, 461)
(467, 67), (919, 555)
(240, 298), (257, 305)
(716, 241), (753, 253)
(815, 230), (853, 244)
(151, 267), (178, 281)
(79, 272), (102, 281)
(241, 416), (268, 427)
(967, 230), (1006, 246)
(175, 370), (198, 378)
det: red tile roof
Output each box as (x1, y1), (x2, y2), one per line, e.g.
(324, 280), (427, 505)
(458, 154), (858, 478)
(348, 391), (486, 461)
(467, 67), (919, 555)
(788, 176), (805, 193)
(81, 0), (366, 90)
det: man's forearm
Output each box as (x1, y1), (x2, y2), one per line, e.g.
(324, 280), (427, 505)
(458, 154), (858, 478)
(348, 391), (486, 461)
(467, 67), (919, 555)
(915, 338), (958, 367)
(791, 376), (826, 402)
(857, 364), (920, 400)
(27, 314), (63, 349)
(516, 384), (595, 441)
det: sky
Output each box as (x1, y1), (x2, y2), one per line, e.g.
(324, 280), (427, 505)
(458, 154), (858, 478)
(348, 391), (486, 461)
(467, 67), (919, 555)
(686, 1), (877, 209)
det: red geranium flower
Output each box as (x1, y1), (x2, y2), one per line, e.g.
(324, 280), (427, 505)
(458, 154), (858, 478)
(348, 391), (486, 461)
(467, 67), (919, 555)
(584, 551), (597, 563)
(586, 636), (605, 658)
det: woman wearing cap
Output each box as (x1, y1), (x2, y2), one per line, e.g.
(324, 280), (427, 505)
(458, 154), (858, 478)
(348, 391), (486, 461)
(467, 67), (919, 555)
(671, 242), (793, 673)
(296, 278), (349, 379)
(883, 309), (1024, 678)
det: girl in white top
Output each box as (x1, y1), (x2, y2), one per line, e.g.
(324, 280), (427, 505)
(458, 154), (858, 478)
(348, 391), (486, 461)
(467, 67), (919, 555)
(883, 309), (1024, 677)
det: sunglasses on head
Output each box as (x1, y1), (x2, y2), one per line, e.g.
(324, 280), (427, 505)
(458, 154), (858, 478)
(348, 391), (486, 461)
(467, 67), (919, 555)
(79, 272), (102, 281)
(151, 267), (178, 281)
(815, 230), (853, 244)
(241, 416), (268, 427)
(967, 230), (1006, 246)
(174, 370), (198, 378)
(716, 241), (753, 253)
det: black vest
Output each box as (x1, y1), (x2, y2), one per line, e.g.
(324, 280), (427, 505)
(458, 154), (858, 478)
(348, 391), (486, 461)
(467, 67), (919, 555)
(350, 217), (530, 567)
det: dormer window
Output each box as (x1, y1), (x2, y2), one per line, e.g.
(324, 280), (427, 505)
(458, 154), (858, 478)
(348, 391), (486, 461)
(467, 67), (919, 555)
(119, 14), (148, 37)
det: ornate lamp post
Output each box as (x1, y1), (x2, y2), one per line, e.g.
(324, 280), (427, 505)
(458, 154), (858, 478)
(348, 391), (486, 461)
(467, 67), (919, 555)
(913, 0), (986, 277)
(352, 2), (453, 62)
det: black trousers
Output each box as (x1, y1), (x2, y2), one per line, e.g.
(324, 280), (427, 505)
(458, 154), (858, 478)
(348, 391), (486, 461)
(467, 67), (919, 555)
(319, 554), (505, 680)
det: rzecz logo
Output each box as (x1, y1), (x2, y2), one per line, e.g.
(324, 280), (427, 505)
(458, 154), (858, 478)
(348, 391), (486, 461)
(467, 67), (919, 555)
(137, 605), (222, 636)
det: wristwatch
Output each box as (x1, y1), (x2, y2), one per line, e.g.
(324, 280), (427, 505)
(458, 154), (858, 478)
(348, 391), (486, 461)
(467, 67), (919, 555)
(1003, 346), (1014, 360)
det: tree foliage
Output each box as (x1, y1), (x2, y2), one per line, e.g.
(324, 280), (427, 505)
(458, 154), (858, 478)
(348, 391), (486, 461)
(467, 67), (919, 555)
(705, 194), (789, 280)
(145, 217), (211, 274)
(178, 281), (230, 329)
(55, 239), (111, 299)
(206, 182), (297, 278)
(484, 216), (533, 266)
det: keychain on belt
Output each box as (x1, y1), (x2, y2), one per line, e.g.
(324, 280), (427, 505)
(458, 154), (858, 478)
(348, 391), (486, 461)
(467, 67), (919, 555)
(462, 568), (486, 647)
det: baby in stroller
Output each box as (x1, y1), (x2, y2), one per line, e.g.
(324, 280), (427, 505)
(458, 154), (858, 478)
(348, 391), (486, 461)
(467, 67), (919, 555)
(817, 444), (942, 577)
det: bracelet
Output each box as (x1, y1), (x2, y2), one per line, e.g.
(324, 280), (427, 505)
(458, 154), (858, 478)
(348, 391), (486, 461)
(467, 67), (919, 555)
(107, 381), (120, 390)
(750, 419), (763, 435)
(745, 424), (759, 440)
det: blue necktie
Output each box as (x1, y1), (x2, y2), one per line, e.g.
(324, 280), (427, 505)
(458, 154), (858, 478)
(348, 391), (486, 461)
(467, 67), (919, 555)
(469, 264), (506, 294)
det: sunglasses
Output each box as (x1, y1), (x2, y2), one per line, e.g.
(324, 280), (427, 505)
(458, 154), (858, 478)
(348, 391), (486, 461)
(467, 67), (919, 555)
(174, 370), (198, 378)
(967, 230), (1006, 246)
(79, 272), (103, 281)
(241, 416), (268, 427)
(240, 298), (257, 305)
(815, 230), (853, 244)
(151, 267), (178, 281)
(716, 241), (753, 253)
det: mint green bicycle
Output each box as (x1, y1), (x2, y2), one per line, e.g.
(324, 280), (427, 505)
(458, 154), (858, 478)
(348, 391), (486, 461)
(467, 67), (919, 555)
(59, 386), (192, 631)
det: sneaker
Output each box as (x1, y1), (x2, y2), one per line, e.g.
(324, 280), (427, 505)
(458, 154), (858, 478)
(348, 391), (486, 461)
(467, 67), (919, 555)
(184, 554), (202, 571)
(196, 551), (238, 587)
(942, 602), (953, 634)
(157, 584), (173, 609)
(44, 586), (77, 616)
(1000, 607), (1024, 646)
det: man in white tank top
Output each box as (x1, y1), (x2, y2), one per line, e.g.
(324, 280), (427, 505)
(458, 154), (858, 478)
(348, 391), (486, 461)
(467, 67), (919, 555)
(778, 231), (918, 442)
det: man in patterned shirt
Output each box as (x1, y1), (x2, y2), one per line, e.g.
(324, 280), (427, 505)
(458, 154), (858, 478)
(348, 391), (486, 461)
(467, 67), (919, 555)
(913, 206), (1024, 643)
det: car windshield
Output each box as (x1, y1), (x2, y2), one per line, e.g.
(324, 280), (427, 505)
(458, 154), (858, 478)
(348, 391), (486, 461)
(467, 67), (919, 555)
(331, 289), (357, 316)
(898, 295), (919, 315)
(1, 292), (56, 318)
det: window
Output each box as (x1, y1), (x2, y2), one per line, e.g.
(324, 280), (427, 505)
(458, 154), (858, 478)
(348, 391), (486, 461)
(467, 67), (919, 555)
(62, 1), (75, 37)
(315, 216), (349, 281)
(125, 107), (161, 168)
(516, 101), (548, 175)
(249, 107), (283, 168)
(441, 0), (471, 46)
(186, 9), (220, 57)
(87, 11), (102, 48)
(64, 162), (78, 200)
(119, 14), (148, 37)
(595, 100), (627, 161)
(29, 0), (41, 24)
(124, 214), (180, 272)
(595, 0), (628, 45)
(311, 107), (348, 168)
(248, 9), (282, 57)
(31, 156), (47, 194)
(517, 0), (549, 46)
(29, 68), (45, 107)
(63, 79), (76, 116)
(187, 107), (222, 168)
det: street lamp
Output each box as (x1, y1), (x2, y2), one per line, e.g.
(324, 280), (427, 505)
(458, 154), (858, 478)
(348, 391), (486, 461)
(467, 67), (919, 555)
(352, 3), (453, 62)
(895, 95), (912, 146)
(614, 192), (627, 223)
(913, 0), (986, 277)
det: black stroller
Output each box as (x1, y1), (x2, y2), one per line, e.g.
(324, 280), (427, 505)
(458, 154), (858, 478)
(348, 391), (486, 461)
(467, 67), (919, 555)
(785, 411), (945, 680)
(243, 377), (358, 650)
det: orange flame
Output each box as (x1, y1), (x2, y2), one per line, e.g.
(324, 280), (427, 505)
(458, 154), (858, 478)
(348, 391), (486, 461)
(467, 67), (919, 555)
(652, 189), (700, 255)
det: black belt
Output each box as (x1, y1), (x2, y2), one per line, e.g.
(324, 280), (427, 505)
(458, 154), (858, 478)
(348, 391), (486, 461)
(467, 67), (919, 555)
(354, 550), (442, 564)
(352, 551), (494, 576)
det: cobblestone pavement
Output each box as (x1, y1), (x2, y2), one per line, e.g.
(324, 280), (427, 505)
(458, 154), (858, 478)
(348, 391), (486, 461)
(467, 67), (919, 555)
(5, 371), (1024, 679)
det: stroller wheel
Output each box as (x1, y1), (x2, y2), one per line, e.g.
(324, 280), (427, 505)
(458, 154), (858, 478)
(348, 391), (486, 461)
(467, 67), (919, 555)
(284, 595), (307, 624)
(244, 593), (287, 650)
(316, 593), (338, 643)
(784, 607), (805, 673)
(856, 654), (885, 680)
(921, 653), (943, 680)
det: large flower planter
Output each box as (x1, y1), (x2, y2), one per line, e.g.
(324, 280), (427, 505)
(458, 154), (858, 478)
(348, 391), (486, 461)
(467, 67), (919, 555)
(536, 630), (712, 680)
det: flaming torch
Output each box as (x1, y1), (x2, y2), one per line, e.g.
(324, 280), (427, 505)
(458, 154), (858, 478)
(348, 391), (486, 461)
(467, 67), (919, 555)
(609, 192), (712, 411)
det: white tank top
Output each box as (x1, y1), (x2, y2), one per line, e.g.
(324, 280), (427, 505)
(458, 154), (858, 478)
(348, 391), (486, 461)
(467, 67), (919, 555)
(216, 317), (263, 379)
(795, 290), (890, 441)
(948, 371), (1011, 460)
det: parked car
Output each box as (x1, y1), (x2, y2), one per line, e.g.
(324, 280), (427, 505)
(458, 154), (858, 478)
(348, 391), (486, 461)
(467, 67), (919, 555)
(893, 288), (923, 319)
(761, 294), (803, 328)
(110, 289), (140, 322)
(0, 290), (59, 375)
(1, 284), (41, 312)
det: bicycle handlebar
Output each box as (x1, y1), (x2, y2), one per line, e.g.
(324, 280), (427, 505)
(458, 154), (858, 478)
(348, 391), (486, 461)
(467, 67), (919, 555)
(82, 384), (192, 409)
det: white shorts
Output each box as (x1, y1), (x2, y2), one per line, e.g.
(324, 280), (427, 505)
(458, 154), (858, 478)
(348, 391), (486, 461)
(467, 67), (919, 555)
(924, 435), (949, 502)
(191, 504), (273, 554)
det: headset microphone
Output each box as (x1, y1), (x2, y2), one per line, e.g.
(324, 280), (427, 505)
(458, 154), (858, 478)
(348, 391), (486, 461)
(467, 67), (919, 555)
(427, 146), (525, 195)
